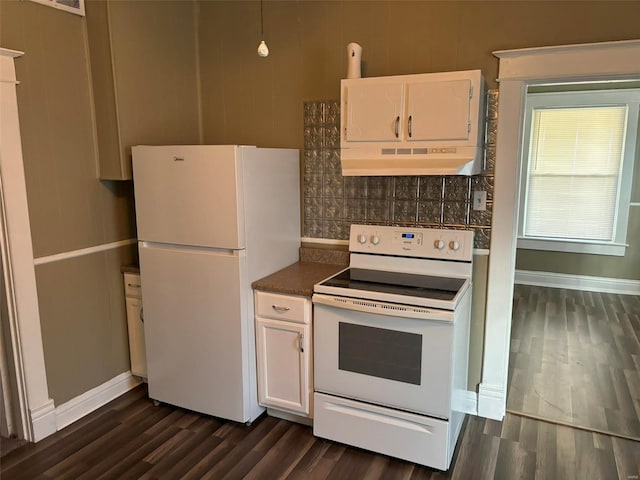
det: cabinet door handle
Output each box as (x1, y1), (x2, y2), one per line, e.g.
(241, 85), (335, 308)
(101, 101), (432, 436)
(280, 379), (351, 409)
(140, 307), (144, 323)
(408, 115), (412, 138)
(298, 333), (304, 353)
(272, 305), (290, 313)
(394, 116), (400, 138)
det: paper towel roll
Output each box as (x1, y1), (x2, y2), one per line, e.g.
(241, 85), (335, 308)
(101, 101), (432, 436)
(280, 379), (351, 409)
(347, 43), (362, 79)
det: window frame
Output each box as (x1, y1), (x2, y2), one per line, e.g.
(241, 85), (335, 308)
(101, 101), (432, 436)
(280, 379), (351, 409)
(517, 88), (640, 256)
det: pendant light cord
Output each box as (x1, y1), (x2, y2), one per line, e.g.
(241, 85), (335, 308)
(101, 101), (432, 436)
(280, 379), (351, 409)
(260, 0), (264, 38)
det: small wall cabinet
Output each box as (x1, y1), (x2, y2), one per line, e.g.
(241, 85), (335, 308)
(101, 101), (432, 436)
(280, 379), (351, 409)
(85, 0), (200, 180)
(254, 291), (312, 418)
(123, 272), (146, 378)
(341, 70), (483, 146)
(339, 70), (486, 176)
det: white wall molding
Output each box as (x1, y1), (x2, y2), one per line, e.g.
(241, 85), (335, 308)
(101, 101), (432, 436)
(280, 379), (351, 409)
(1, 47), (54, 442)
(55, 371), (141, 431)
(34, 238), (137, 266)
(29, 399), (56, 442)
(477, 383), (506, 420)
(494, 39), (640, 81)
(515, 269), (640, 296)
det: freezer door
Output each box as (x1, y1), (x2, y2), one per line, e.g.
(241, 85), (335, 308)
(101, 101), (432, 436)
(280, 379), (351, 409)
(140, 242), (254, 422)
(132, 145), (245, 249)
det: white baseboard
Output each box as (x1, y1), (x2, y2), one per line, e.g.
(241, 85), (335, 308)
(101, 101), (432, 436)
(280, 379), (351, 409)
(30, 398), (56, 442)
(515, 269), (640, 295)
(477, 383), (506, 421)
(453, 390), (478, 415)
(461, 391), (478, 415)
(55, 371), (141, 431)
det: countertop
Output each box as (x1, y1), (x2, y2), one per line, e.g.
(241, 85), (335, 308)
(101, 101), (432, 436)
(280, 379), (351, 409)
(252, 261), (346, 297)
(252, 245), (349, 297)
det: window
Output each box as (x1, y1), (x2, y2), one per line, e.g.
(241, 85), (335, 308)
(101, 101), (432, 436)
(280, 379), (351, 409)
(518, 87), (640, 256)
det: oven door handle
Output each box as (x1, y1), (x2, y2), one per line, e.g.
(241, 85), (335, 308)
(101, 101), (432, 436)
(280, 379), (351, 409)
(312, 293), (454, 322)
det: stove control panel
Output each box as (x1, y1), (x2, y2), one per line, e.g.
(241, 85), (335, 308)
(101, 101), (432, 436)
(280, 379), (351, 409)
(349, 224), (474, 261)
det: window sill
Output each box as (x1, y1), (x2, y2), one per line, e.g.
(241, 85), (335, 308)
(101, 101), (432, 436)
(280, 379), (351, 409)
(517, 237), (627, 256)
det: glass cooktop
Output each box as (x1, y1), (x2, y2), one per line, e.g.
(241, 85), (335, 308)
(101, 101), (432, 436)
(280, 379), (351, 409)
(318, 268), (465, 301)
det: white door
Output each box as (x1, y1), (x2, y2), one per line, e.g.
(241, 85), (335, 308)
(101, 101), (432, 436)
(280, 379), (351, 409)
(406, 79), (471, 142)
(139, 242), (249, 422)
(343, 82), (404, 142)
(132, 145), (245, 249)
(256, 318), (309, 415)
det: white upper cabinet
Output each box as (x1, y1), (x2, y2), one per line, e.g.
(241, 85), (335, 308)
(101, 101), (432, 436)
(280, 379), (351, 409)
(340, 70), (485, 176)
(344, 77), (473, 144)
(343, 82), (404, 142)
(405, 79), (472, 142)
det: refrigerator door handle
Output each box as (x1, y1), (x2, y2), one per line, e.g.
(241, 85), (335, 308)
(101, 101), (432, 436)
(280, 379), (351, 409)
(140, 241), (242, 257)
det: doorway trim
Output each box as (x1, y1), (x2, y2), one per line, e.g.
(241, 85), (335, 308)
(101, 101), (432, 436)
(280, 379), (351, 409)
(0, 47), (56, 441)
(477, 39), (640, 420)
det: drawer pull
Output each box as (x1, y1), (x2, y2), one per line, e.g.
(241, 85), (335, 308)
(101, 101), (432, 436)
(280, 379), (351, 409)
(127, 284), (141, 288)
(272, 305), (290, 313)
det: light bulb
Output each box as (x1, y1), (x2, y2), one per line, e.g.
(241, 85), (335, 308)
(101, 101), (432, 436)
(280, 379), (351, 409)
(257, 40), (269, 57)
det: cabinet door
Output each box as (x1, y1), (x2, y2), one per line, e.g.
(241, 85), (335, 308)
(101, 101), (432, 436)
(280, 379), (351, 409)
(343, 82), (404, 142)
(125, 297), (147, 378)
(406, 79), (471, 142)
(256, 317), (310, 415)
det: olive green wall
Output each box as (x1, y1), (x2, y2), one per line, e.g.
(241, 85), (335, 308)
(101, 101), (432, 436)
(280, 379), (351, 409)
(0, 0), (137, 405)
(197, 1), (640, 149)
(35, 247), (136, 404)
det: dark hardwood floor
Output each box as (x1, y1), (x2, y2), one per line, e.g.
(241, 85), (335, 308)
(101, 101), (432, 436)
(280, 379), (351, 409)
(1, 384), (639, 479)
(0, 436), (26, 458)
(507, 284), (640, 441)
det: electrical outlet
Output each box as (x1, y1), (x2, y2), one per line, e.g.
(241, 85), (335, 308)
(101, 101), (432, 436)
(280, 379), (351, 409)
(473, 190), (487, 211)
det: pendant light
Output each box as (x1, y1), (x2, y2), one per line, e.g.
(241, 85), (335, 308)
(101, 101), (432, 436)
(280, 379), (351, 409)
(257, 0), (269, 57)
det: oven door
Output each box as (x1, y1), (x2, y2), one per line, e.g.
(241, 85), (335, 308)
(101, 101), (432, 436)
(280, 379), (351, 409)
(313, 293), (454, 419)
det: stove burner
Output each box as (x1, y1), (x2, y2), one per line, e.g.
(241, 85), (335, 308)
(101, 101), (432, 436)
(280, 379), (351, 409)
(320, 268), (465, 301)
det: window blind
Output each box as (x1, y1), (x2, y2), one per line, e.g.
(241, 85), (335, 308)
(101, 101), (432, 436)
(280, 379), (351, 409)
(524, 106), (627, 242)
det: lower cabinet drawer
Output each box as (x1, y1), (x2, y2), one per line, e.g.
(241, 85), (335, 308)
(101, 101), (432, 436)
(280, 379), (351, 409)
(313, 393), (452, 471)
(255, 291), (308, 323)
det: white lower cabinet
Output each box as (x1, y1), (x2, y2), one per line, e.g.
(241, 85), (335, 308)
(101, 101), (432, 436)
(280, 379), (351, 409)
(124, 272), (147, 378)
(254, 291), (312, 418)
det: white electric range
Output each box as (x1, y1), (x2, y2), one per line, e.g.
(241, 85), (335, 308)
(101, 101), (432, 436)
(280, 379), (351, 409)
(312, 224), (473, 470)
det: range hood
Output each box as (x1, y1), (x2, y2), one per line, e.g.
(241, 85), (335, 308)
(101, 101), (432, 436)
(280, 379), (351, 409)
(340, 69), (486, 176)
(340, 146), (483, 176)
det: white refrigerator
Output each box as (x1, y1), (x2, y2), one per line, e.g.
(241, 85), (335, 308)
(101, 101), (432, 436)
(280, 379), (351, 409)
(132, 145), (300, 423)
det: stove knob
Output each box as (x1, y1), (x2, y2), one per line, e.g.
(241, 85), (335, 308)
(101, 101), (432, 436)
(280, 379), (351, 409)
(434, 239), (445, 250)
(371, 235), (380, 245)
(358, 234), (367, 244)
(449, 240), (460, 251)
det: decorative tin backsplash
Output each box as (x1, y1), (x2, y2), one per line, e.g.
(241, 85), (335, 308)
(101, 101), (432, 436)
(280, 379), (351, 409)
(302, 90), (498, 250)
